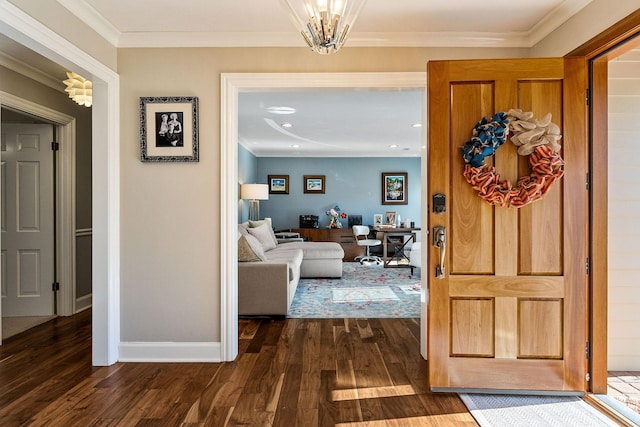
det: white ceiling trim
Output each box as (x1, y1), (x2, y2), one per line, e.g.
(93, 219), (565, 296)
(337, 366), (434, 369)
(0, 50), (64, 91)
(117, 31), (533, 49)
(527, 0), (592, 46)
(56, 0), (120, 46)
(56, 0), (593, 49)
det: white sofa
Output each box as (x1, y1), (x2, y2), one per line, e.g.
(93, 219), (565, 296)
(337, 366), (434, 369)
(237, 221), (344, 315)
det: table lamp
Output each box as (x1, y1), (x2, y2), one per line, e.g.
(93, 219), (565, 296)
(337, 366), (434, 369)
(241, 183), (269, 221)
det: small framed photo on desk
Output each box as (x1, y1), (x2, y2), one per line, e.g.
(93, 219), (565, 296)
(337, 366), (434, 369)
(385, 211), (397, 226)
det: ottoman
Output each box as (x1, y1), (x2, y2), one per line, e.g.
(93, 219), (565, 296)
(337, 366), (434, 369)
(284, 241), (344, 278)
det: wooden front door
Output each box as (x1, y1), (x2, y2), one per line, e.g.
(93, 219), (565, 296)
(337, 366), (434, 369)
(427, 58), (589, 393)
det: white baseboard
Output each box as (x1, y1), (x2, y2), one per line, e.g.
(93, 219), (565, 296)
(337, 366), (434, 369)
(75, 294), (92, 313)
(118, 341), (222, 362)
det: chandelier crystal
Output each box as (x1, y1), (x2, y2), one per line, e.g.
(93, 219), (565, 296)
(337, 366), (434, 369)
(280, 0), (367, 55)
(63, 71), (92, 107)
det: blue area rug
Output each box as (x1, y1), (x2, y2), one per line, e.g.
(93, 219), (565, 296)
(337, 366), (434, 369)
(288, 262), (421, 318)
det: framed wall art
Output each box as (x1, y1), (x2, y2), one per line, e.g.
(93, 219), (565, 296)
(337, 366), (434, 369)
(382, 172), (408, 205)
(304, 175), (325, 194)
(268, 175), (289, 194)
(140, 96), (199, 162)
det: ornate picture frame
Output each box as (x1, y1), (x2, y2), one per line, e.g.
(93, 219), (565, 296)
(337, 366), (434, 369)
(382, 172), (408, 205)
(304, 175), (325, 194)
(268, 175), (289, 194)
(140, 96), (199, 162)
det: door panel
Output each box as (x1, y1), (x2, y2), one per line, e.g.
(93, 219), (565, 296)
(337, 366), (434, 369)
(428, 58), (588, 393)
(1, 123), (55, 317)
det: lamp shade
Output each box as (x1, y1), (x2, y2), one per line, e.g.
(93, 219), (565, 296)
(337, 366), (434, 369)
(240, 184), (269, 200)
(63, 71), (93, 107)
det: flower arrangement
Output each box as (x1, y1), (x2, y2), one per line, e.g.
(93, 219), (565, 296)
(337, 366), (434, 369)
(325, 205), (348, 228)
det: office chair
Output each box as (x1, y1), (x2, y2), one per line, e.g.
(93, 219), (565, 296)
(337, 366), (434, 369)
(352, 225), (382, 264)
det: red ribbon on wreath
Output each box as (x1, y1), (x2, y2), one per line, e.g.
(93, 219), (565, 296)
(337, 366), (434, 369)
(461, 109), (565, 208)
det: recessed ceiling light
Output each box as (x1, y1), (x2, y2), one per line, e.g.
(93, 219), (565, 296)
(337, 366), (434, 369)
(389, 144), (399, 148)
(281, 123), (293, 128)
(290, 144), (300, 148)
(267, 106), (296, 115)
(412, 123), (422, 128)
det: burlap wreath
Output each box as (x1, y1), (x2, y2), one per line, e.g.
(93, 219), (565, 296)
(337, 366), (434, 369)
(459, 109), (564, 208)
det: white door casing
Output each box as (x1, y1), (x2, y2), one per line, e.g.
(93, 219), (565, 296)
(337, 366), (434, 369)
(1, 123), (55, 316)
(1, 0), (121, 365)
(220, 72), (427, 361)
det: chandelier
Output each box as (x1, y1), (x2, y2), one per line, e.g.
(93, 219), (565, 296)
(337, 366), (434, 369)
(280, 0), (367, 55)
(63, 71), (92, 107)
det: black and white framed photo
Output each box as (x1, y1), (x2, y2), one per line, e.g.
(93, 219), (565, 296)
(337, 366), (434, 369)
(140, 96), (199, 162)
(382, 172), (408, 205)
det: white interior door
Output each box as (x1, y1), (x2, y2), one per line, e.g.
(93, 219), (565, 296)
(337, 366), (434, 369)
(1, 123), (55, 317)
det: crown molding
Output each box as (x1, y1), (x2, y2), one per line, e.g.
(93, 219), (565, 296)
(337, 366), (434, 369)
(56, 0), (120, 46)
(0, 50), (64, 91)
(528, 0), (593, 46)
(57, 0), (593, 49)
(118, 31), (533, 49)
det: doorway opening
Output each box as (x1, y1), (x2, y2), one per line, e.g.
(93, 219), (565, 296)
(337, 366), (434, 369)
(1, 112), (56, 337)
(221, 72), (428, 361)
(236, 88), (424, 319)
(598, 39), (640, 420)
(0, 97), (77, 343)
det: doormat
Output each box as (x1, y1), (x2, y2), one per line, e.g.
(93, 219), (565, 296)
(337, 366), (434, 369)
(459, 394), (619, 427)
(332, 287), (399, 303)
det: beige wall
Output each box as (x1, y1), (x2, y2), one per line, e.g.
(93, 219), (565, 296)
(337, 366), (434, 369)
(118, 46), (528, 343)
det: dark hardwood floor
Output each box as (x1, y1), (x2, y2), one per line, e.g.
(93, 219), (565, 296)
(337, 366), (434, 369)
(0, 310), (477, 426)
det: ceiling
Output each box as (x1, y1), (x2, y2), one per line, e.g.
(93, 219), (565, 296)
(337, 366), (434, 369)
(1, 0), (595, 157)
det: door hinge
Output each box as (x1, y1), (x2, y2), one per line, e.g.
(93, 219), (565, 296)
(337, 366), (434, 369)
(51, 141), (60, 151)
(585, 341), (591, 359)
(52, 282), (60, 292)
(586, 257), (590, 275)
(586, 88), (590, 106)
(586, 172), (590, 191)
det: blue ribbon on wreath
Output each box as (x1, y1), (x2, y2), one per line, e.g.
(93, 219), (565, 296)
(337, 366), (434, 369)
(460, 112), (510, 168)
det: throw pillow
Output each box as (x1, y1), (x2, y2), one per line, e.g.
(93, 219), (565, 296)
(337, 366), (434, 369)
(238, 235), (266, 262)
(238, 222), (250, 236)
(248, 223), (277, 251)
(248, 219), (278, 246)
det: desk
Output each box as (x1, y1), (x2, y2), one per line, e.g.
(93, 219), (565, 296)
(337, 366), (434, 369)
(374, 227), (420, 268)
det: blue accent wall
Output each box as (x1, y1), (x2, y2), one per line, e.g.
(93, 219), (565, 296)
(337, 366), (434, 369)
(238, 145), (258, 223)
(257, 157), (421, 230)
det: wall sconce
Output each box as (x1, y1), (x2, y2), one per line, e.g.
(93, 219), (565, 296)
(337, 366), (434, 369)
(63, 71), (92, 107)
(240, 184), (269, 221)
